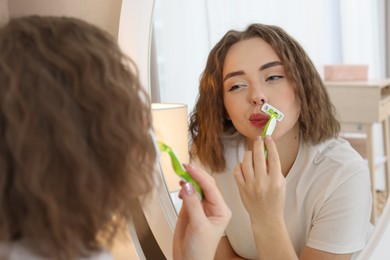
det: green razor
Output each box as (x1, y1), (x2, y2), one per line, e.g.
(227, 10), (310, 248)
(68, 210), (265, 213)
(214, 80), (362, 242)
(261, 103), (284, 123)
(157, 141), (203, 198)
(261, 103), (284, 156)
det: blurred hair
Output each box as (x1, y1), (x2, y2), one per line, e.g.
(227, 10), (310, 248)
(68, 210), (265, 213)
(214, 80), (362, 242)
(0, 0), (9, 28)
(189, 23), (340, 172)
(0, 16), (155, 259)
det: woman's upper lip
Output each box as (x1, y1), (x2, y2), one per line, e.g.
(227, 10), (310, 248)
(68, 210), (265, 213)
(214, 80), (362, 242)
(249, 113), (269, 127)
(249, 113), (268, 121)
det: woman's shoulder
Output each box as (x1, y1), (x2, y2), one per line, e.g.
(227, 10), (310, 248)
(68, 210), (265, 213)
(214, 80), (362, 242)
(294, 137), (370, 186)
(308, 137), (366, 166)
(0, 241), (41, 260)
(296, 137), (371, 207)
(0, 241), (113, 260)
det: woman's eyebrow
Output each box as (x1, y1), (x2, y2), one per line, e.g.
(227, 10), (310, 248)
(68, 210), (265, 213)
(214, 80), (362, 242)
(223, 61), (283, 83)
(223, 70), (244, 82)
(259, 61), (283, 71)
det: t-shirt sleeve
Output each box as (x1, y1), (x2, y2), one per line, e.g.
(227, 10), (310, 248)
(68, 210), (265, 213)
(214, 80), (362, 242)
(306, 161), (373, 254)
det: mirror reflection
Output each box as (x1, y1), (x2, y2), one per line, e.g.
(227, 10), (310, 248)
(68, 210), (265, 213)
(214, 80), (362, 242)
(152, 103), (188, 212)
(152, 0), (386, 112)
(152, 0), (390, 258)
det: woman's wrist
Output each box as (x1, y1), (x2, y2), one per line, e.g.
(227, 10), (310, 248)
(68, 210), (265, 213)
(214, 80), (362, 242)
(250, 214), (284, 230)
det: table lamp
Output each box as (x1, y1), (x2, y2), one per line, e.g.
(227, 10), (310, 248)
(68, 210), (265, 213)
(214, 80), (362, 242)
(151, 103), (188, 193)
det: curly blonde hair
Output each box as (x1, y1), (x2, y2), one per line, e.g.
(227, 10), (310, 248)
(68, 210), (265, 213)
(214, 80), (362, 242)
(189, 23), (340, 172)
(0, 16), (155, 259)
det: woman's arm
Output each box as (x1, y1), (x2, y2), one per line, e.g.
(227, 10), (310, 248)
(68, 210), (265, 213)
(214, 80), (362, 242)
(173, 164), (231, 260)
(214, 236), (245, 260)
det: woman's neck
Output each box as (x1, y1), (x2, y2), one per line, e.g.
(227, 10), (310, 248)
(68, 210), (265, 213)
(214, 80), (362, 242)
(276, 123), (300, 177)
(246, 123), (300, 177)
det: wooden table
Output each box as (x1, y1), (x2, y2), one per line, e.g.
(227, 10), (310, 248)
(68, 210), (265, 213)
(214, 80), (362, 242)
(325, 79), (390, 223)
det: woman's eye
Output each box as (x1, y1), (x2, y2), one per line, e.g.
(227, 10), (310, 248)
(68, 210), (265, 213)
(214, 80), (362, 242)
(266, 75), (284, 83)
(228, 84), (246, 91)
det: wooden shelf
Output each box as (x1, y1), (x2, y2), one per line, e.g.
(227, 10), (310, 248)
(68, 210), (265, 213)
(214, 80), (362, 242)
(325, 79), (390, 223)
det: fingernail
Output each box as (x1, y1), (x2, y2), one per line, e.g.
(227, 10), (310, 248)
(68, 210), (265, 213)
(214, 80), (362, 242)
(183, 163), (195, 171)
(184, 182), (195, 196)
(265, 135), (272, 141)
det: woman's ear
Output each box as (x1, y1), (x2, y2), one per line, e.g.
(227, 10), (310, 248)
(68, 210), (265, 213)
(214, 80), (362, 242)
(0, 0), (9, 27)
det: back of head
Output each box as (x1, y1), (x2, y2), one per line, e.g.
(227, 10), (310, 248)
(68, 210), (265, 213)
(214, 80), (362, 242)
(0, 16), (155, 259)
(0, 0), (9, 27)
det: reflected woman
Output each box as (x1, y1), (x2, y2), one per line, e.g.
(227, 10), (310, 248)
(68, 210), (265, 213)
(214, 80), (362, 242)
(189, 23), (372, 259)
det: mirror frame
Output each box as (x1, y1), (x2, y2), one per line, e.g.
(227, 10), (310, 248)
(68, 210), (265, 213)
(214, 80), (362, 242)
(118, 0), (176, 259)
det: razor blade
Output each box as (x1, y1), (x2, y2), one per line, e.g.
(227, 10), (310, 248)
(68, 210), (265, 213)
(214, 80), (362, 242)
(261, 103), (284, 122)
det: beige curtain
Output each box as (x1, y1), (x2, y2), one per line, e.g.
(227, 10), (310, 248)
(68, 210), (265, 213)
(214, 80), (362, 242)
(153, 0), (386, 112)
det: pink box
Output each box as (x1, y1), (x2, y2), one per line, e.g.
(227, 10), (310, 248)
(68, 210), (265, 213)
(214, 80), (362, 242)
(324, 64), (368, 81)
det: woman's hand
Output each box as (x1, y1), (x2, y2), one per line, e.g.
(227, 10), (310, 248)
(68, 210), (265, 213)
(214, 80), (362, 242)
(233, 136), (286, 224)
(173, 164), (231, 260)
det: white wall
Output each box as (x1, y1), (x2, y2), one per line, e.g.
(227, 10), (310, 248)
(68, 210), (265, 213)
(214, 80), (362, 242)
(8, 0), (122, 39)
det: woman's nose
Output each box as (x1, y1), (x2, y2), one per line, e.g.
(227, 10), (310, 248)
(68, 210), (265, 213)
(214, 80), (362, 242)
(250, 88), (266, 106)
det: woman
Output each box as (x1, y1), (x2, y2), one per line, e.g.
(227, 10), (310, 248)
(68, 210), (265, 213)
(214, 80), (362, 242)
(189, 23), (372, 259)
(0, 16), (230, 260)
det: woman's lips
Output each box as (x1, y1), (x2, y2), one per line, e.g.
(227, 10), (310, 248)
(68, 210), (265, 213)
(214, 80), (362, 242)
(249, 113), (269, 128)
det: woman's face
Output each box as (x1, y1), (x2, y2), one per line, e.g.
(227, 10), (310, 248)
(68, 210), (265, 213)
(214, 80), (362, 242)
(222, 37), (300, 145)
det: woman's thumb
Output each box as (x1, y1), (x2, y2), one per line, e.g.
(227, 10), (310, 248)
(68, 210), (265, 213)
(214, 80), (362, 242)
(181, 182), (204, 224)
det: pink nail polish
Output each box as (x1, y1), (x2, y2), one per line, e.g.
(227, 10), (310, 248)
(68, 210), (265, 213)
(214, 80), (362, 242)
(184, 182), (195, 196)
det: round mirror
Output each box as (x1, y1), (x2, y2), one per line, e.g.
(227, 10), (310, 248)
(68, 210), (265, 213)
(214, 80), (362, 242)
(149, 0), (390, 259)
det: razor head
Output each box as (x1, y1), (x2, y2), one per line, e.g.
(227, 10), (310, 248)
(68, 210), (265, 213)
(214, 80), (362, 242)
(261, 103), (284, 122)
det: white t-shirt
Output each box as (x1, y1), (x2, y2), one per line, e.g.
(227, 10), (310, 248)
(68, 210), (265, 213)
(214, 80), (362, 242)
(0, 241), (113, 260)
(193, 133), (373, 259)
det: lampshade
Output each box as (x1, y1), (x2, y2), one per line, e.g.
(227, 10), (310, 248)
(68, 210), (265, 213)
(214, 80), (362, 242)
(152, 103), (188, 192)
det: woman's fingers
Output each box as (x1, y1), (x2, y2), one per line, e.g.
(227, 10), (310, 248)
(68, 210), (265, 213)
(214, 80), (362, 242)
(240, 151), (255, 183)
(174, 164), (231, 260)
(263, 135), (282, 178)
(183, 164), (228, 212)
(233, 164), (244, 186)
(234, 136), (266, 186)
(253, 136), (267, 178)
(179, 182), (205, 225)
